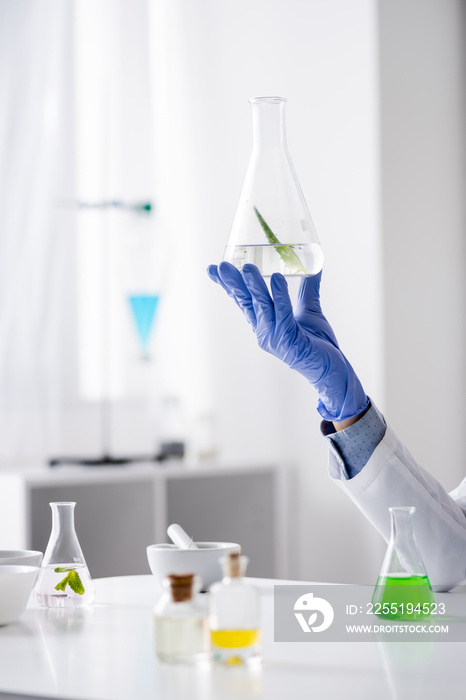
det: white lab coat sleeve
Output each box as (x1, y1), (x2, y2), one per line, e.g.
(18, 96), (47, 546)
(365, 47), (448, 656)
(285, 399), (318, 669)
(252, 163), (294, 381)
(327, 420), (466, 591)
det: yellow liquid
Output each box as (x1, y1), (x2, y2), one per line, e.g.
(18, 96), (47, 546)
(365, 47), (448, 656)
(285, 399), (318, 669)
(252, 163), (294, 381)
(211, 629), (260, 648)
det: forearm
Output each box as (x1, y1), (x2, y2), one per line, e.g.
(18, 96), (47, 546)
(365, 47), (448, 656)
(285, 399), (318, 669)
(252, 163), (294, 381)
(332, 405), (370, 432)
(326, 410), (466, 591)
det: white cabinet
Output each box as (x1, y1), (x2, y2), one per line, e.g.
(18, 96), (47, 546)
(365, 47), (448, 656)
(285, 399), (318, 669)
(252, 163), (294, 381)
(0, 464), (288, 579)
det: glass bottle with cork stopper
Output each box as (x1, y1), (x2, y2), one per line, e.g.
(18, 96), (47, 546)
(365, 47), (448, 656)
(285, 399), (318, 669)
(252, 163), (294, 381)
(153, 573), (208, 663)
(209, 550), (261, 665)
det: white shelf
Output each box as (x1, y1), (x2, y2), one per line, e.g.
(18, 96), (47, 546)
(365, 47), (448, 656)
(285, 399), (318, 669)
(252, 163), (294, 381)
(0, 463), (288, 579)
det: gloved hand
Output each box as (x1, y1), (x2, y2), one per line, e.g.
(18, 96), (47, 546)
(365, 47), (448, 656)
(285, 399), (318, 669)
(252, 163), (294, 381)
(207, 261), (368, 423)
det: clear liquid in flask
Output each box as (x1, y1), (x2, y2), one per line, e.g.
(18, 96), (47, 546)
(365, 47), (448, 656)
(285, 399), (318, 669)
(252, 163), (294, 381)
(224, 242), (324, 277)
(35, 563), (95, 608)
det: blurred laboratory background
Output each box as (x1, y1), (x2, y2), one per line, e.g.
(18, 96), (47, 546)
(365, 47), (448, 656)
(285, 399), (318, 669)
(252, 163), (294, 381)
(0, 0), (464, 585)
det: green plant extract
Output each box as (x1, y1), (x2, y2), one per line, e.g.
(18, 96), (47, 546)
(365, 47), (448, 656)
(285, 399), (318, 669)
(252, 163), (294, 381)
(372, 574), (436, 620)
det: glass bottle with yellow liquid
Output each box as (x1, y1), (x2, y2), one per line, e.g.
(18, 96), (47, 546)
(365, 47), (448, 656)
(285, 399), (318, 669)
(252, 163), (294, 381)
(372, 506), (435, 620)
(209, 550), (261, 666)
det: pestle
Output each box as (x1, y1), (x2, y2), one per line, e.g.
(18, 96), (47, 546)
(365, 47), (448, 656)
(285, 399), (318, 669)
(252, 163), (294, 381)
(167, 523), (199, 550)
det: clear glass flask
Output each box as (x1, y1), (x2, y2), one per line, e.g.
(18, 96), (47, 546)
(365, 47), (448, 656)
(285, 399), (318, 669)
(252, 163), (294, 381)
(35, 502), (95, 608)
(224, 96), (324, 277)
(209, 551), (261, 666)
(153, 573), (208, 664)
(372, 507), (435, 620)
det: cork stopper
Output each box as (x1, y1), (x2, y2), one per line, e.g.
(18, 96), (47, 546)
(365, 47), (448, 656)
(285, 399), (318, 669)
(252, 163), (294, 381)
(225, 550), (242, 578)
(168, 573), (194, 602)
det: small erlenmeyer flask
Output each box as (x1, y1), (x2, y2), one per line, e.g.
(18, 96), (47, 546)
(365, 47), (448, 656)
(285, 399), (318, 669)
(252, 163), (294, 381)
(372, 507), (435, 620)
(35, 502), (95, 608)
(224, 96), (324, 277)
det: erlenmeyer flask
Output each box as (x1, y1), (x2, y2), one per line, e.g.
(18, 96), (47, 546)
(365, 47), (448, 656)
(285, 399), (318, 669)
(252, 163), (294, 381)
(224, 96), (324, 277)
(372, 507), (435, 620)
(35, 502), (95, 608)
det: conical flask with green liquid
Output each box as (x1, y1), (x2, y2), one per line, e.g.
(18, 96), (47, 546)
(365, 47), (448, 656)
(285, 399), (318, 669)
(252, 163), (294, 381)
(372, 507), (435, 620)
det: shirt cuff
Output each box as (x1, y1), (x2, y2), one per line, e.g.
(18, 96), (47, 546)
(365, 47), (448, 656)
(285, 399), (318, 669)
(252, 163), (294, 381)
(320, 401), (387, 479)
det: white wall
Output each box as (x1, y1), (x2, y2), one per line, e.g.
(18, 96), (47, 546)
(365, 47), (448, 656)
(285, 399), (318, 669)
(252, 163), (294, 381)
(149, 0), (384, 582)
(379, 0), (466, 491)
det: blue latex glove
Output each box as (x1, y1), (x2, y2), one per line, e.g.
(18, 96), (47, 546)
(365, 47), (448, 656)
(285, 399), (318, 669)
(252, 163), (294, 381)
(207, 262), (368, 422)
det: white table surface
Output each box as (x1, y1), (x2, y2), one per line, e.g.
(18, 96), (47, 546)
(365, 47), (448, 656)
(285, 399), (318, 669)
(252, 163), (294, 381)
(0, 575), (465, 700)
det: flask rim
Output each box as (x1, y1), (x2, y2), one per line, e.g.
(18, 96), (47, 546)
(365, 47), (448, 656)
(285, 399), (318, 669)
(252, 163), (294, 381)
(249, 96), (287, 105)
(389, 506), (415, 514)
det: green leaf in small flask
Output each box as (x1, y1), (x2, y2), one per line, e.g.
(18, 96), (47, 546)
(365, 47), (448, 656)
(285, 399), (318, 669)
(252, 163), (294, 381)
(54, 567), (85, 595)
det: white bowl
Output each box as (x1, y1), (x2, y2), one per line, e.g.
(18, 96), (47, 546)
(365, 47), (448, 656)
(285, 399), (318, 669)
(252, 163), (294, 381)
(0, 565), (40, 625)
(147, 542), (241, 590)
(0, 550), (43, 567)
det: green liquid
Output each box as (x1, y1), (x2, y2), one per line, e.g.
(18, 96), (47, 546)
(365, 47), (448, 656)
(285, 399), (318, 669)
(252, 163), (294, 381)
(372, 575), (435, 620)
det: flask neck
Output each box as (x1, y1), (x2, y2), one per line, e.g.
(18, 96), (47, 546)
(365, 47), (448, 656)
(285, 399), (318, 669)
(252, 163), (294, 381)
(384, 506), (428, 578)
(42, 501), (87, 567)
(390, 507), (416, 547)
(51, 502), (77, 538)
(250, 97), (287, 152)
